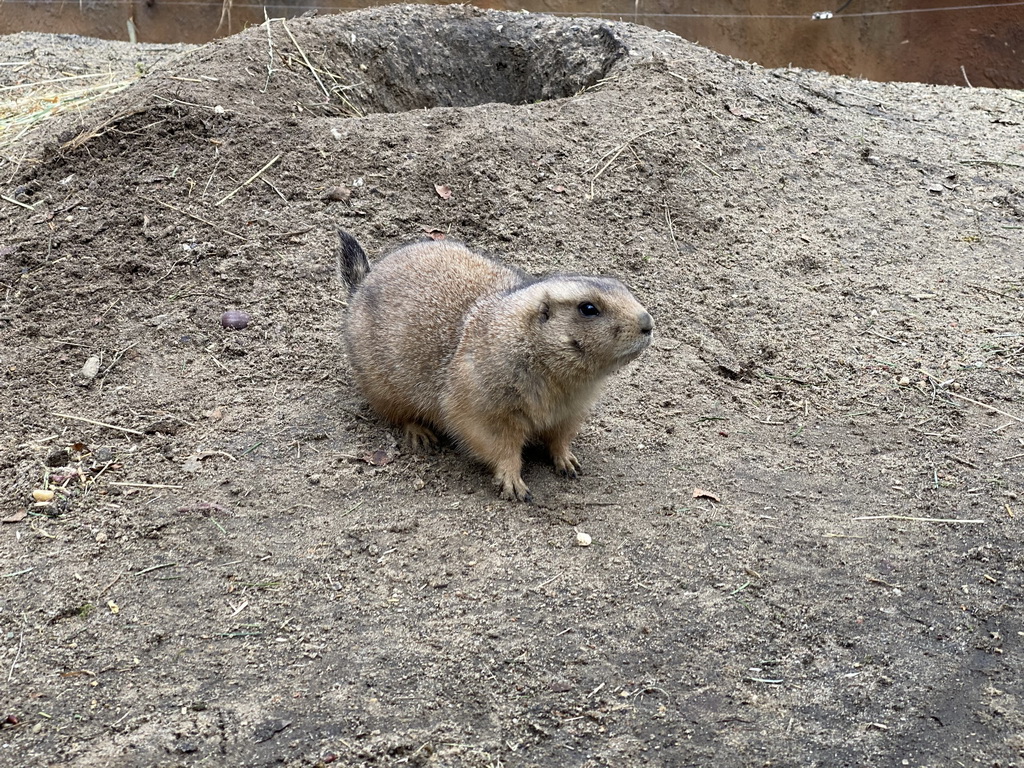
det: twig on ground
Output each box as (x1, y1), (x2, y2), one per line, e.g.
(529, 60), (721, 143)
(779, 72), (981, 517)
(135, 562), (177, 576)
(866, 576), (902, 589)
(60, 107), (147, 151)
(861, 327), (901, 344)
(967, 282), (1020, 299)
(97, 570), (125, 597)
(143, 197), (249, 241)
(944, 452), (979, 469)
(215, 153), (281, 206)
(588, 128), (657, 197)
(318, 66), (365, 117)
(960, 159), (1024, 170)
(853, 515), (985, 524)
(0, 194), (38, 210)
(150, 93), (222, 112)
(281, 18), (331, 101)
(260, 175), (287, 201)
(7, 628), (23, 683)
(262, 10), (277, 94)
(52, 411), (145, 436)
(533, 573), (562, 591)
(745, 413), (792, 425)
(729, 581), (752, 596)
(340, 500), (365, 516)
(2, 567), (35, 579)
(664, 202), (679, 254)
(694, 158), (722, 178)
(0, 72), (122, 92)
(945, 391), (1024, 424)
(110, 481), (184, 490)
(100, 339), (143, 378)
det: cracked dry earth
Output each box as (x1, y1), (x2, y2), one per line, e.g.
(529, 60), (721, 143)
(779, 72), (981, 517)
(1, 4), (1023, 767)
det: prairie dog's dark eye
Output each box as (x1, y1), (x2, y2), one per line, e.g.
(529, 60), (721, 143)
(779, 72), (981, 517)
(578, 302), (601, 317)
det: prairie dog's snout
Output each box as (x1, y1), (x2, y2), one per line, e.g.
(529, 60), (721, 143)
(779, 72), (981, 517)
(338, 231), (652, 501)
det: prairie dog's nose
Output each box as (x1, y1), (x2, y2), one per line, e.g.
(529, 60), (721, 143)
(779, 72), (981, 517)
(639, 311), (654, 335)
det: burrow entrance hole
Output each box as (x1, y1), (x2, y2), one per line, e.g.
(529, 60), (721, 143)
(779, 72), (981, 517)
(313, 10), (629, 114)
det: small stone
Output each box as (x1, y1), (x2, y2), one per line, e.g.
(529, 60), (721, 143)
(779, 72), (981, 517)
(321, 185), (352, 202)
(32, 489), (54, 503)
(44, 448), (70, 467)
(897, 375), (911, 387)
(576, 531), (592, 547)
(220, 310), (250, 330)
(79, 356), (101, 382)
(95, 531), (108, 544)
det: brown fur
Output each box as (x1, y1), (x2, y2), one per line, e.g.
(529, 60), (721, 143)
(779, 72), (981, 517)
(338, 232), (654, 501)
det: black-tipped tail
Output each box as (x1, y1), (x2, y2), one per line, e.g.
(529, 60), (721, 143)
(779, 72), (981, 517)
(337, 230), (370, 292)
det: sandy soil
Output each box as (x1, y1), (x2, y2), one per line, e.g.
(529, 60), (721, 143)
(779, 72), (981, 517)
(1, 5), (1023, 766)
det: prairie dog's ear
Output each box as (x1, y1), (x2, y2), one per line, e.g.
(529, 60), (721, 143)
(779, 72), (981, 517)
(538, 300), (550, 323)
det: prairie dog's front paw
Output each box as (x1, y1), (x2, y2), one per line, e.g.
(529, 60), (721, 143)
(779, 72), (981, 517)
(553, 451), (581, 479)
(496, 470), (533, 503)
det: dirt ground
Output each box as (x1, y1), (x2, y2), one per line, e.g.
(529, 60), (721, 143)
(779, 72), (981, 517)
(1, 5), (1023, 766)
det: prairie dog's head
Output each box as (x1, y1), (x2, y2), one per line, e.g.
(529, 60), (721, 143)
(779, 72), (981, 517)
(530, 276), (653, 377)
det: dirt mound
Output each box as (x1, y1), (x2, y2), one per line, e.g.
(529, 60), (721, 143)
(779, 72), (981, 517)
(2, 5), (1023, 766)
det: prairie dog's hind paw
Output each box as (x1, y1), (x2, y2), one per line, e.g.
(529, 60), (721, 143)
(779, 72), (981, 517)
(404, 423), (439, 451)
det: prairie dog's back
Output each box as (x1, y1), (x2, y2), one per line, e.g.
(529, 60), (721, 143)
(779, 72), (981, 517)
(344, 240), (524, 425)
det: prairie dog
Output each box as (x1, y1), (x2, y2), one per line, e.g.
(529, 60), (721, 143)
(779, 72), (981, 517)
(338, 231), (653, 501)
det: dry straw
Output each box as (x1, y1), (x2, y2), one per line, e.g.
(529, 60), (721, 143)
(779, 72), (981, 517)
(0, 71), (139, 153)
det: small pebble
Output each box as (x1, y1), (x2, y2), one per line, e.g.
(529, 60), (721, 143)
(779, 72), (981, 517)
(576, 531), (592, 547)
(897, 375), (911, 387)
(80, 355), (101, 381)
(220, 310), (250, 330)
(32, 489), (54, 503)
